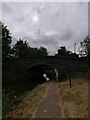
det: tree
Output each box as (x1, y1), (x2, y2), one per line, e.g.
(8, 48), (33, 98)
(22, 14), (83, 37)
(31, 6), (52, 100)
(28, 47), (40, 57)
(55, 46), (78, 58)
(12, 39), (48, 58)
(57, 46), (68, 56)
(27, 47), (48, 57)
(1, 22), (12, 60)
(39, 47), (48, 56)
(78, 35), (90, 57)
(12, 38), (30, 58)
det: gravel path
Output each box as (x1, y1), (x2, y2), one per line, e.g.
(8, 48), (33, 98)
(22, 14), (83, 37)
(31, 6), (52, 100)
(35, 81), (61, 118)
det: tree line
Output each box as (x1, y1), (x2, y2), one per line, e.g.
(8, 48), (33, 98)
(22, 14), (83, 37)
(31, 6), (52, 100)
(1, 22), (48, 61)
(1, 22), (90, 62)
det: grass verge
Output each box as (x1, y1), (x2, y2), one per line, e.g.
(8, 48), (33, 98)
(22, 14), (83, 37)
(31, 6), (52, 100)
(57, 77), (88, 118)
(5, 82), (49, 118)
(2, 71), (38, 117)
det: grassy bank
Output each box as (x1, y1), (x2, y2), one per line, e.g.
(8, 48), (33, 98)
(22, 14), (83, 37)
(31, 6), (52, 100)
(2, 71), (38, 117)
(6, 82), (49, 118)
(57, 77), (88, 118)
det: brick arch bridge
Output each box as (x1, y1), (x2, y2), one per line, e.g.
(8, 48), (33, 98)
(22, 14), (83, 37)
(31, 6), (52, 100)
(9, 56), (88, 81)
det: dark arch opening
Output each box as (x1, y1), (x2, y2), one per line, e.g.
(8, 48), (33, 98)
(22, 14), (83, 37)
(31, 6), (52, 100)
(27, 64), (58, 84)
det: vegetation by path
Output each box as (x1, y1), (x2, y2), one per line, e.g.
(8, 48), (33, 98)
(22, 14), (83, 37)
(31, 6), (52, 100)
(4, 82), (49, 118)
(3, 71), (88, 119)
(57, 77), (88, 118)
(3, 71), (34, 117)
(2, 70), (49, 118)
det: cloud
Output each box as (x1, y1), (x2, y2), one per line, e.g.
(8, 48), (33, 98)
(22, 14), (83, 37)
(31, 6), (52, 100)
(59, 29), (73, 41)
(88, 2), (90, 36)
(1, 2), (88, 55)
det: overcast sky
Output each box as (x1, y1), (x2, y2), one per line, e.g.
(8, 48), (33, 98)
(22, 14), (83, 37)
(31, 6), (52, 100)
(1, 2), (88, 55)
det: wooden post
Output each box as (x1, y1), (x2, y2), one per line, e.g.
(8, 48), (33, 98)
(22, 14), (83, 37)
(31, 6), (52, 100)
(69, 68), (71, 88)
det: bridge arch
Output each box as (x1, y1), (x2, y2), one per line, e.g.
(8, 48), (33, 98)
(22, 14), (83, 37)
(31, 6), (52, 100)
(26, 63), (59, 84)
(9, 56), (87, 82)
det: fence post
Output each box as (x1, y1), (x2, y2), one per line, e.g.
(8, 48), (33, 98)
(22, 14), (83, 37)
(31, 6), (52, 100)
(68, 67), (71, 88)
